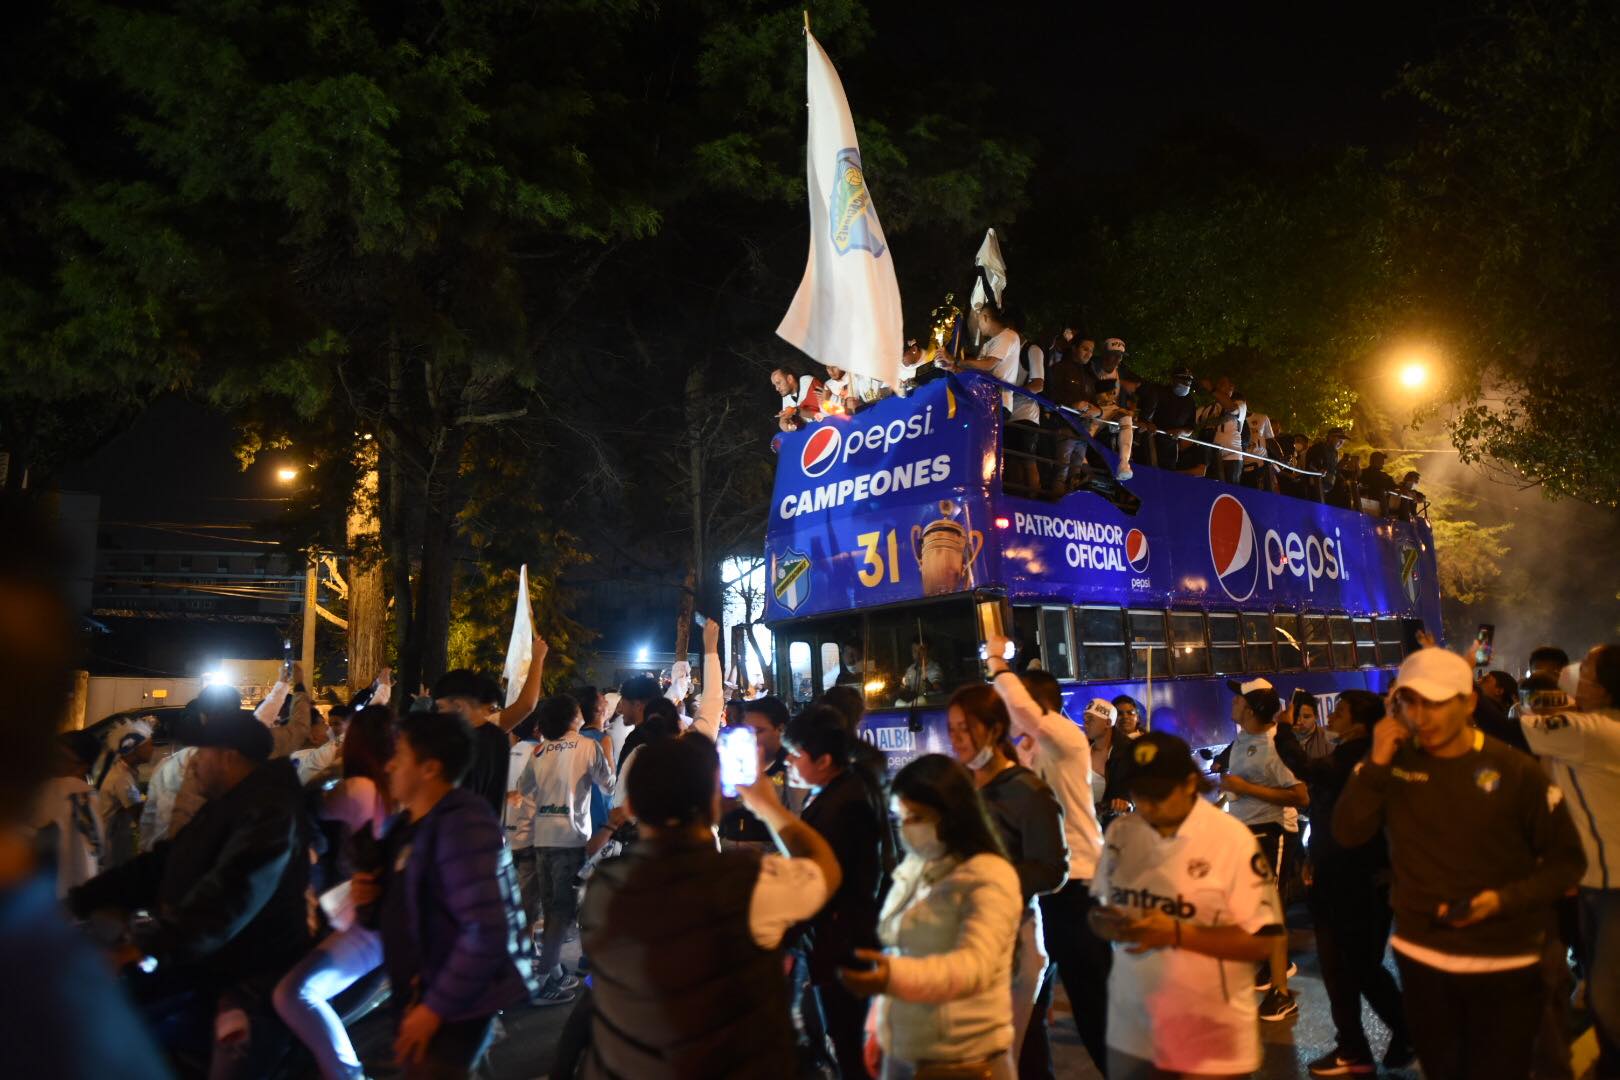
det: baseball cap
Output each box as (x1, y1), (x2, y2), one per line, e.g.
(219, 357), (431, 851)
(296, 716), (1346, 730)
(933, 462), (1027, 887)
(1170, 367), (1195, 382)
(1226, 677), (1281, 722)
(1103, 337), (1127, 354)
(1122, 731), (1198, 796)
(1083, 698), (1118, 726)
(178, 709), (273, 763)
(1392, 647), (1474, 702)
(1226, 677), (1274, 695)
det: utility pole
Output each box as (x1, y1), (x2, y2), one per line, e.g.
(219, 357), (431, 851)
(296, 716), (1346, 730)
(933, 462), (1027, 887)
(301, 556), (317, 683)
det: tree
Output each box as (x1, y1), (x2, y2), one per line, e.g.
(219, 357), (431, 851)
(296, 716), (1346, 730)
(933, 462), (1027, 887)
(1394, 1), (1620, 506)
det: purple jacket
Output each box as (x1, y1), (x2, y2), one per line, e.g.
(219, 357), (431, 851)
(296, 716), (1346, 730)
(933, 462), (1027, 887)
(384, 788), (539, 1020)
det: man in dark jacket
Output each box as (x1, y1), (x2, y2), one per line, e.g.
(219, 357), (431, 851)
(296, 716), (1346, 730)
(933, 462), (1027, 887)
(71, 708), (313, 1078)
(785, 707), (886, 1080)
(1276, 690), (1413, 1075)
(1306, 428), (1347, 499)
(1334, 648), (1585, 1080)
(359, 710), (539, 1077)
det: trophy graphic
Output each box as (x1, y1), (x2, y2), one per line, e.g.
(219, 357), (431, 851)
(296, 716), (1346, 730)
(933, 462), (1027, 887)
(911, 500), (983, 596)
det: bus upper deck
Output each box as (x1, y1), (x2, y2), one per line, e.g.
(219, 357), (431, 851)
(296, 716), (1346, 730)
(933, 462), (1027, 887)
(763, 373), (1442, 760)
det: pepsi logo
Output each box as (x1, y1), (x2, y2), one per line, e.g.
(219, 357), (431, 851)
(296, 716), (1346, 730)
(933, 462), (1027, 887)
(1125, 528), (1150, 573)
(800, 424), (842, 478)
(1208, 493), (1259, 601)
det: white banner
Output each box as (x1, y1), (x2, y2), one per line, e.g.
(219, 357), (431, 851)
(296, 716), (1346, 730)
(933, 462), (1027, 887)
(776, 26), (903, 391)
(502, 564), (535, 707)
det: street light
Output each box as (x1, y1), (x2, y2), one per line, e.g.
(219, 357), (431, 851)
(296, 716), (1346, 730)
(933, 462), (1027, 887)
(276, 466), (300, 483)
(1397, 361), (1430, 390)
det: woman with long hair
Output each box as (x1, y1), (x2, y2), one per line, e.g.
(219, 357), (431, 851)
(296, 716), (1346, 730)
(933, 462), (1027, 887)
(946, 686), (1068, 1077)
(840, 754), (1022, 1080)
(273, 704), (398, 1080)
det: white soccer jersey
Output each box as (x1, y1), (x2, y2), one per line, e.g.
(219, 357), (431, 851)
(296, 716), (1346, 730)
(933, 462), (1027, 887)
(1092, 796), (1283, 1075)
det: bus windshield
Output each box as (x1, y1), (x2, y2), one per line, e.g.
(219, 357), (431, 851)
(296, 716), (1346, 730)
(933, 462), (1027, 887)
(773, 597), (983, 711)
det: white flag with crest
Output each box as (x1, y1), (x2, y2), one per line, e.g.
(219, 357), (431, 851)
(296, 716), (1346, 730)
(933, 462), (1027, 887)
(776, 25), (903, 391)
(502, 564), (535, 707)
(969, 227), (1007, 311)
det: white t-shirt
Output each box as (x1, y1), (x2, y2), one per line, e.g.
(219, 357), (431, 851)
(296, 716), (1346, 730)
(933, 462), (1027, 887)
(748, 856), (831, 948)
(1225, 729), (1298, 827)
(1012, 343), (1045, 424)
(1093, 797), (1283, 1074)
(981, 329), (1023, 413)
(1245, 414), (1274, 463)
(1199, 399), (1249, 460)
(505, 739), (538, 848)
(516, 732), (614, 848)
(30, 777), (104, 897)
(291, 739), (341, 785)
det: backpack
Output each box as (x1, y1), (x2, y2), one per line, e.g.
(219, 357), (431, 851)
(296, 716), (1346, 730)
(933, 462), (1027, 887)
(1018, 338), (1043, 385)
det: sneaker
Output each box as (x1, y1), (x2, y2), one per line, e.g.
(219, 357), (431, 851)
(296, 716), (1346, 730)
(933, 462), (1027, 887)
(1115, 465), (1134, 482)
(1258, 987), (1299, 1021)
(533, 977), (577, 1007)
(1253, 960), (1299, 991)
(1381, 1040), (1416, 1069)
(551, 973), (581, 992)
(1307, 1049), (1374, 1076)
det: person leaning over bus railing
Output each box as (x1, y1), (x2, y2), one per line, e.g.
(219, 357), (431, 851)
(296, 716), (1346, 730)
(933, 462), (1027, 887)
(982, 637), (1113, 1075)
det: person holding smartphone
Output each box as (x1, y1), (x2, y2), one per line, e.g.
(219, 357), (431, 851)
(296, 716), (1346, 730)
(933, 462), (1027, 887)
(1088, 732), (1283, 1079)
(1333, 647), (1586, 1080)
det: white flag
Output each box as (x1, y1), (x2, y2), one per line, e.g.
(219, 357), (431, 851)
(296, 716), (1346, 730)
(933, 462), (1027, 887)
(502, 564), (535, 707)
(776, 26), (903, 390)
(969, 227), (1007, 311)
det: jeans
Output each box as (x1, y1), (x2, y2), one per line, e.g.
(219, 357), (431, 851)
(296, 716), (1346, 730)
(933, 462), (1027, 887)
(1306, 877), (1407, 1060)
(535, 846), (586, 978)
(1039, 880), (1111, 1076)
(1395, 951), (1543, 1080)
(511, 848), (541, 934)
(272, 924), (384, 1080)
(1581, 888), (1620, 1079)
(1018, 940), (1056, 1080)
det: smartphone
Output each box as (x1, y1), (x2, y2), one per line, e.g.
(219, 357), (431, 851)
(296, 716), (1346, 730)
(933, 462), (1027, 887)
(717, 725), (758, 798)
(1088, 904), (1137, 942)
(1438, 896), (1474, 924)
(693, 612), (708, 628)
(282, 638), (294, 679)
(1472, 624), (1496, 668)
(978, 640), (1017, 662)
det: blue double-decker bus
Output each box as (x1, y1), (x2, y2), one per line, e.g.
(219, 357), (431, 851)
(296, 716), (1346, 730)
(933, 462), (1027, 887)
(763, 372), (1442, 771)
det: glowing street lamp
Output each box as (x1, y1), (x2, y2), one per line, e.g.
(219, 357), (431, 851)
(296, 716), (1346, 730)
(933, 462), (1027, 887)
(276, 466), (300, 483)
(1397, 361), (1430, 390)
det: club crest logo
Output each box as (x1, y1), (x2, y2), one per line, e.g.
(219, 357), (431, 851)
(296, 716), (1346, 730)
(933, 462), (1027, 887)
(1399, 544), (1421, 604)
(1133, 742), (1158, 766)
(772, 548), (812, 613)
(800, 424), (842, 478)
(1474, 766), (1501, 794)
(1250, 851), (1275, 882)
(1208, 493), (1259, 601)
(1126, 528), (1150, 573)
(829, 147), (886, 257)
(1187, 858), (1211, 880)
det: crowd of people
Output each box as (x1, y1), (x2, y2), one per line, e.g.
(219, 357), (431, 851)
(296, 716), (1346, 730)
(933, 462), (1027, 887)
(769, 307), (1428, 520)
(5, 494), (1618, 1080)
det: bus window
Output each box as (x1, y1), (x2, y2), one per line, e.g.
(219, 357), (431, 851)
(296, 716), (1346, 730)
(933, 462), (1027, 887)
(782, 639), (816, 705)
(1242, 611), (1275, 671)
(1275, 612), (1304, 670)
(1169, 611), (1211, 676)
(820, 642), (844, 689)
(1128, 609), (1168, 678)
(1303, 613), (1331, 669)
(1353, 617), (1378, 667)
(1077, 605), (1128, 681)
(1375, 617), (1405, 665)
(1041, 606), (1075, 680)
(1012, 605), (1042, 671)
(1209, 612), (1244, 673)
(1329, 616), (1356, 669)
(868, 602), (978, 708)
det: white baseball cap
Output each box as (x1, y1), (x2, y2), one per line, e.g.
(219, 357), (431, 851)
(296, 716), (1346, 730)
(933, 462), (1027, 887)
(1392, 648), (1474, 702)
(1225, 677), (1274, 695)
(1103, 337), (1127, 354)
(1083, 698), (1118, 724)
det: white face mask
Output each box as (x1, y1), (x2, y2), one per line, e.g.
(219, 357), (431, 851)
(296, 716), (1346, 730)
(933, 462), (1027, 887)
(965, 742), (994, 771)
(1171, 383), (1191, 396)
(899, 819), (947, 861)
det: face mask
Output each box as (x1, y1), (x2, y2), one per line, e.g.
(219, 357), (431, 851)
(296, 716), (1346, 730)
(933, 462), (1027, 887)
(965, 742), (994, 771)
(899, 820), (947, 861)
(1171, 383), (1191, 396)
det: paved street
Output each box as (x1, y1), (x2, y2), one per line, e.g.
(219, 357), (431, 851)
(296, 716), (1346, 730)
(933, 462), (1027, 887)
(344, 908), (1455, 1080)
